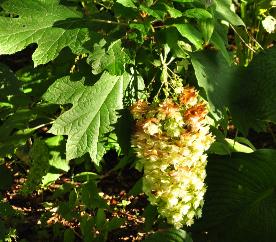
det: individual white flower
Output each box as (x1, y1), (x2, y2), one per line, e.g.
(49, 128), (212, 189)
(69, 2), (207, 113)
(167, 196), (179, 207)
(143, 121), (160, 135)
(262, 15), (276, 33)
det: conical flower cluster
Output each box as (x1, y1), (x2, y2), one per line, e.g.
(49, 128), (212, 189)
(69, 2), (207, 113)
(131, 86), (214, 228)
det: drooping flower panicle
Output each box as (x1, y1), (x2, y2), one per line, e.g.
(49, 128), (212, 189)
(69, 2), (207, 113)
(131, 86), (214, 228)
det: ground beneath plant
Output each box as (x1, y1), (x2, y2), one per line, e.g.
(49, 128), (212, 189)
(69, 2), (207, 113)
(2, 158), (149, 242)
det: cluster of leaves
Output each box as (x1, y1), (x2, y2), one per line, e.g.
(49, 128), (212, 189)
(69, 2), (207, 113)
(0, 0), (276, 241)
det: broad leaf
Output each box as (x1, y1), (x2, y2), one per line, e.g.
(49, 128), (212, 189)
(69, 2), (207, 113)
(230, 47), (276, 133)
(143, 229), (193, 242)
(191, 47), (276, 134)
(0, 0), (88, 66)
(43, 72), (134, 163)
(193, 150), (276, 242)
(191, 50), (236, 112)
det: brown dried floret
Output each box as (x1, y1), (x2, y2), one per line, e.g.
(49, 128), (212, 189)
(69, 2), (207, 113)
(179, 86), (198, 106)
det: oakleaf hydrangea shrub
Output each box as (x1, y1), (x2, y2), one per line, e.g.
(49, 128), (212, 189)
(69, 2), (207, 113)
(131, 86), (214, 228)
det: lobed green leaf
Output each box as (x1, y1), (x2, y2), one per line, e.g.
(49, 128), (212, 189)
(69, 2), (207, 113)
(0, 0), (89, 66)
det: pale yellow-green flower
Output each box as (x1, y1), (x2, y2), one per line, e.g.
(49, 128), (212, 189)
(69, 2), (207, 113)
(131, 86), (214, 228)
(262, 15), (276, 33)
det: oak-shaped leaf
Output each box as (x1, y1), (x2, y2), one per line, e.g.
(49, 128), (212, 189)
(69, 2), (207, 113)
(43, 71), (135, 163)
(0, 0), (88, 66)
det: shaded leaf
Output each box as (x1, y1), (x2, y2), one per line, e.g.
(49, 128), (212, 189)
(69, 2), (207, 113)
(210, 30), (230, 63)
(81, 180), (108, 209)
(175, 24), (203, 49)
(230, 47), (276, 133)
(63, 229), (75, 242)
(143, 229), (193, 242)
(106, 217), (125, 231)
(116, 0), (137, 8)
(215, 0), (244, 26)
(0, 165), (12, 191)
(140, 5), (165, 20)
(194, 150), (276, 242)
(191, 50), (236, 113)
(191, 47), (276, 134)
(184, 8), (212, 20)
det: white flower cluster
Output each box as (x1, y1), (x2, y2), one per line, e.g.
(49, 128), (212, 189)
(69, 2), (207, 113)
(131, 86), (214, 228)
(262, 15), (276, 34)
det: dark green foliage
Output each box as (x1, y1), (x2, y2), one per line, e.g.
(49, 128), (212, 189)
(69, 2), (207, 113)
(193, 150), (276, 242)
(192, 47), (276, 134)
(21, 139), (50, 194)
(143, 229), (193, 242)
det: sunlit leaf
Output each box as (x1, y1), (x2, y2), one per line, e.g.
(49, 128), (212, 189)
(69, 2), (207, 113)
(0, 0), (89, 66)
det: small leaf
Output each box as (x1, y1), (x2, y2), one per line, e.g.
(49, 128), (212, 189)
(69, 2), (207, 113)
(63, 229), (75, 242)
(163, 4), (182, 18)
(140, 5), (165, 20)
(95, 209), (106, 228)
(225, 138), (254, 153)
(107, 217), (125, 231)
(191, 50), (236, 114)
(128, 178), (143, 195)
(184, 8), (212, 20)
(80, 215), (95, 242)
(210, 31), (230, 64)
(81, 180), (108, 209)
(89, 40), (131, 75)
(73, 172), (99, 182)
(116, 0), (137, 8)
(21, 139), (50, 194)
(143, 205), (158, 232)
(200, 19), (215, 43)
(173, 0), (194, 2)
(129, 22), (151, 38)
(175, 24), (203, 49)
(215, 0), (244, 26)
(68, 190), (77, 209)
